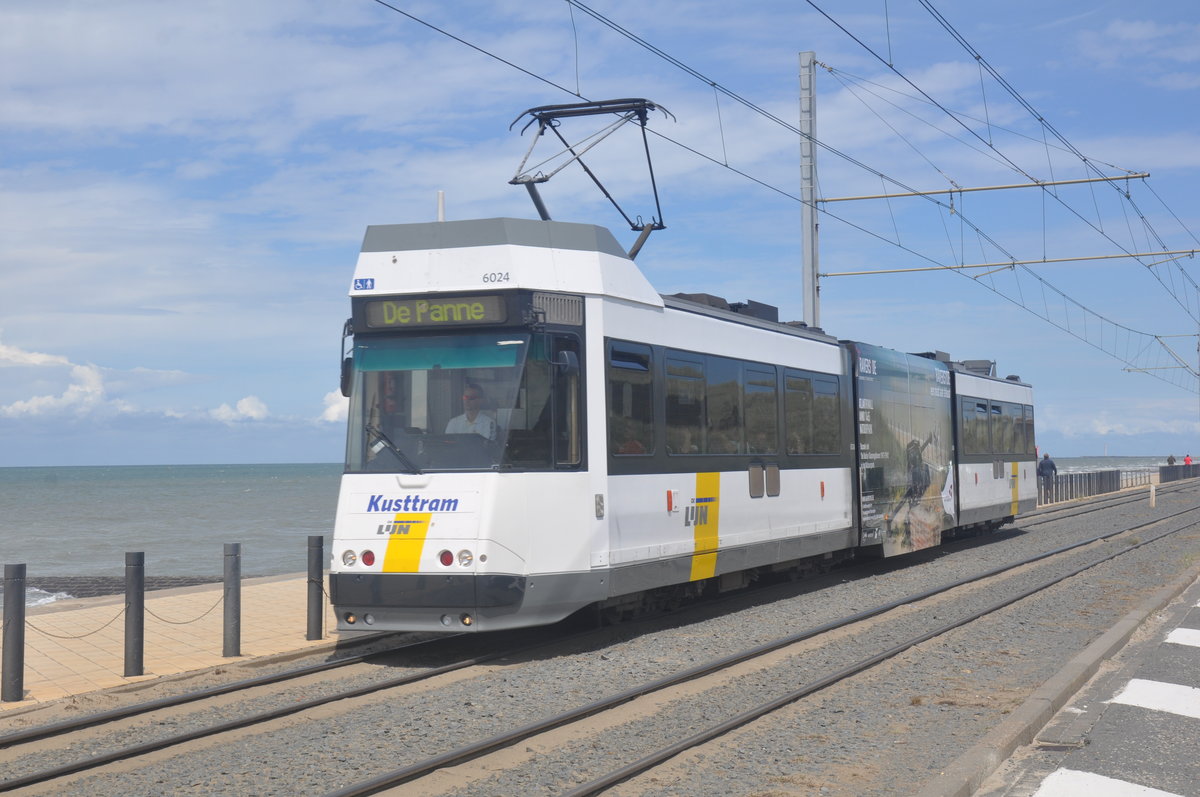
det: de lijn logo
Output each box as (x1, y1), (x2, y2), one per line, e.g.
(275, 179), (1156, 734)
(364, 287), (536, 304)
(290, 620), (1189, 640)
(684, 496), (715, 527)
(378, 519), (422, 536)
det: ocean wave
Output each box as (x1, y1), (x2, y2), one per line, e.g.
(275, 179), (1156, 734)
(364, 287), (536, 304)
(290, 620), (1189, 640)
(0, 587), (73, 611)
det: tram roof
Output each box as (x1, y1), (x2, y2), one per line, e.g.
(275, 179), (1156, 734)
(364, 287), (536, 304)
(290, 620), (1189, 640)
(361, 217), (629, 259)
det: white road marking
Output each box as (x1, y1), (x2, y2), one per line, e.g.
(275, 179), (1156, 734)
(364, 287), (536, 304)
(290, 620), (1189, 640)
(1164, 627), (1200, 648)
(1031, 768), (1183, 797)
(1111, 678), (1200, 720)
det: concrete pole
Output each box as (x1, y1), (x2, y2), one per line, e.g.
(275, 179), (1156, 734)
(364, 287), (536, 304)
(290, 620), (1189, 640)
(800, 50), (820, 329)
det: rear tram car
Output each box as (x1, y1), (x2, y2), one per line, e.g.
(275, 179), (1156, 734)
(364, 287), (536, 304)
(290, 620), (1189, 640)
(330, 217), (1036, 633)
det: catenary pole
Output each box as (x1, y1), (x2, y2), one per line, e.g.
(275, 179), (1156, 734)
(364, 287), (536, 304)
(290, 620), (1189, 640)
(800, 50), (819, 329)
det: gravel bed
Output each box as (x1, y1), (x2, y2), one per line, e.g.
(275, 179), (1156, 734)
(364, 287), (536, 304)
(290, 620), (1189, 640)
(20, 484), (1200, 796)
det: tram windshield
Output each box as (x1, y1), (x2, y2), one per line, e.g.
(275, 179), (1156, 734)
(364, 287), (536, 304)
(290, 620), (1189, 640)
(345, 331), (581, 472)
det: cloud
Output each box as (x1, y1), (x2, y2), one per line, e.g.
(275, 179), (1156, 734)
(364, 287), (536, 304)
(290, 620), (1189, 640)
(1, 337), (279, 430)
(0, 340), (71, 368)
(0, 362), (107, 417)
(320, 391), (348, 423)
(1077, 19), (1200, 82)
(1041, 397), (1200, 439)
(211, 396), (269, 423)
(0, 336), (201, 411)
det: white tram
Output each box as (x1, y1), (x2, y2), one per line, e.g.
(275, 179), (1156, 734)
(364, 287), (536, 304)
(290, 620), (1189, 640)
(329, 217), (1036, 633)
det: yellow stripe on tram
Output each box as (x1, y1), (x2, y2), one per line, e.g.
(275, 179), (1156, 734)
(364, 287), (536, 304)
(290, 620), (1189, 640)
(1010, 461), (1020, 516)
(382, 513), (435, 573)
(690, 472), (720, 581)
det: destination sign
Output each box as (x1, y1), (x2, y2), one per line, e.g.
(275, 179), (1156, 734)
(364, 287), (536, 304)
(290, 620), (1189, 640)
(364, 295), (507, 329)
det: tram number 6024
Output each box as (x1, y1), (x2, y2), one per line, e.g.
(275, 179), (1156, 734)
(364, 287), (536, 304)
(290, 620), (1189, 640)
(482, 272), (510, 283)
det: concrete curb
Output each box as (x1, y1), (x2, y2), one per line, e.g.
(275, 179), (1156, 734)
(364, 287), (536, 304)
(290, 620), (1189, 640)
(913, 563), (1200, 797)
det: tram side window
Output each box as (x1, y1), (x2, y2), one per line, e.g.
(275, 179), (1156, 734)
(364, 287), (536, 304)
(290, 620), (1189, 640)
(812, 377), (840, 454)
(1004, 402), (1024, 455)
(784, 372), (840, 455)
(962, 399), (989, 455)
(607, 342), (654, 456)
(552, 335), (583, 467)
(1024, 404), (1035, 454)
(745, 366), (778, 454)
(784, 373), (813, 454)
(706, 356), (743, 454)
(991, 403), (1010, 453)
(666, 356), (704, 454)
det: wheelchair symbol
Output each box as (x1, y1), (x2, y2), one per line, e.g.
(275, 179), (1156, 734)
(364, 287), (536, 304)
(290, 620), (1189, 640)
(354, 278), (375, 290)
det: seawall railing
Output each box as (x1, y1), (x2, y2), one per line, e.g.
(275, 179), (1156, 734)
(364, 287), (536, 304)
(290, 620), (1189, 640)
(1038, 465), (1189, 506)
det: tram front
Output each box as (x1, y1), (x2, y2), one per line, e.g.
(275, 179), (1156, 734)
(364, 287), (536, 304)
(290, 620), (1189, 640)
(327, 219), (625, 633)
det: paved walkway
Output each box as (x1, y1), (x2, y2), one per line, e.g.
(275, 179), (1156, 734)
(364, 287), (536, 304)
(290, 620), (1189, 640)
(975, 572), (1200, 797)
(2, 573), (338, 706)
(919, 567), (1200, 797)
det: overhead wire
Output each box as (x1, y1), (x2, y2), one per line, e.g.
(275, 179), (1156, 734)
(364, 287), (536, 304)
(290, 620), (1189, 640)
(559, 0), (1198, 387)
(806, 0), (1200, 326)
(364, 0), (1198, 390)
(913, 0), (1200, 306)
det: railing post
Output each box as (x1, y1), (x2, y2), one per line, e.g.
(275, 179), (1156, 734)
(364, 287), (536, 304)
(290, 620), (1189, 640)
(307, 535), (323, 641)
(2, 564), (26, 703)
(124, 552), (145, 677)
(223, 543), (241, 657)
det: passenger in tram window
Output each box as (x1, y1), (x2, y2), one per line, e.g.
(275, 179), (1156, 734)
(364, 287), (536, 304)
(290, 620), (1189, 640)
(445, 382), (498, 440)
(747, 430), (775, 455)
(613, 418), (647, 455)
(668, 427), (699, 455)
(709, 430), (741, 454)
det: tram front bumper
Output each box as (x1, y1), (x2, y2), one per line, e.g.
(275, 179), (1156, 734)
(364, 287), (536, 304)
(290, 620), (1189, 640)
(329, 571), (527, 632)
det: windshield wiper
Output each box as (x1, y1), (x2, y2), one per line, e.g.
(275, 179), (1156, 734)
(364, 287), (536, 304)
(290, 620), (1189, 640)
(366, 425), (423, 474)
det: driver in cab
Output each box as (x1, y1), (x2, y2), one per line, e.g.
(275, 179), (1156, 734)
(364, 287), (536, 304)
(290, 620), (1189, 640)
(445, 383), (498, 440)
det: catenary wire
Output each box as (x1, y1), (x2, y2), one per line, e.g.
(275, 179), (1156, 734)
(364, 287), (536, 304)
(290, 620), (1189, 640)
(361, 1), (1198, 391)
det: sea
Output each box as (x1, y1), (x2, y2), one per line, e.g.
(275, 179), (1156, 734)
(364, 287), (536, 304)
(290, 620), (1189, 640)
(1, 463), (341, 609)
(0, 456), (1172, 609)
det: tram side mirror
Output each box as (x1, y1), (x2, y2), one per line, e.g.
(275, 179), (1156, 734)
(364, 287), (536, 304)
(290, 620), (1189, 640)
(340, 318), (354, 398)
(553, 350), (580, 375)
(340, 356), (353, 397)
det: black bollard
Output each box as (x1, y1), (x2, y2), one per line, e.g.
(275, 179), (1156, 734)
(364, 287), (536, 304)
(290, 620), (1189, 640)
(124, 552), (145, 677)
(2, 564), (26, 703)
(223, 543), (241, 657)
(307, 536), (323, 641)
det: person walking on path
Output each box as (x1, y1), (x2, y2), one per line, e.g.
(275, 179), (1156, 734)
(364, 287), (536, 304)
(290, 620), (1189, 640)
(1037, 453), (1057, 503)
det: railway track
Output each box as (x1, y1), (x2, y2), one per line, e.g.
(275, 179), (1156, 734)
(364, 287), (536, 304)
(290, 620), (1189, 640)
(1, 482), (1195, 796)
(330, 500), (1200, 796)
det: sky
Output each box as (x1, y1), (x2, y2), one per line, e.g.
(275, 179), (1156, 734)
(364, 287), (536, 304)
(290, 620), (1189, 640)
(2, 0), (1199, 466)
